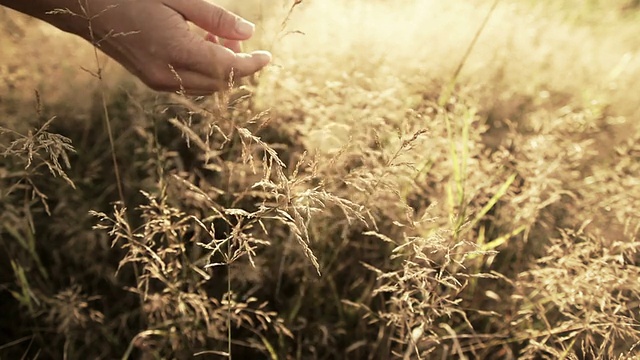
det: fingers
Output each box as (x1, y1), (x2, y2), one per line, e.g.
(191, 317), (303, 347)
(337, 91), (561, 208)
(150, 51), (270, 95)
(134, 0), (270, 93)
(192, 42), (270, 80)
(148, 43), (271, 94)
(204, 32), (219, 44)
(183, 33), (270, 76)
(166, 0), (255, 40)
(205, 33), (243, 53)
(228, 51), (272, 78)
(222, 39), (242, 53)
(146, 69), (226, 95)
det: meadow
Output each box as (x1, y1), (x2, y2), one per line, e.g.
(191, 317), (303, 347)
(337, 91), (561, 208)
(1, 0), (639, 358)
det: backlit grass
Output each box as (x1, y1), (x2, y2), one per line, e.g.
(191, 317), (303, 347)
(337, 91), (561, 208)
(1, 0), (639, 358)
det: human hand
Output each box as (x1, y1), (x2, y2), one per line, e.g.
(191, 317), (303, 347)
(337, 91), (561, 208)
(3, 0), (272, 94)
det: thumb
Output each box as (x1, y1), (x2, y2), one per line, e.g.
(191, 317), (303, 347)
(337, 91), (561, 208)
(166, 0), (255, 40)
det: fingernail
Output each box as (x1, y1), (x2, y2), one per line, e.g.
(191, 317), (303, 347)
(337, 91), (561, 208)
(235, 19), (255, 36)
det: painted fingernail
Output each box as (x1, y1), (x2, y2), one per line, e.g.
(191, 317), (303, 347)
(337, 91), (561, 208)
(235, 19), (255, 36)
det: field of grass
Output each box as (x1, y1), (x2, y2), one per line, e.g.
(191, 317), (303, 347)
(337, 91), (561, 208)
(1, 0), (640, 358)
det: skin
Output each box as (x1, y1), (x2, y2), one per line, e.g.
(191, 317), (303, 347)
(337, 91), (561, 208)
(1, 0), (272, 94)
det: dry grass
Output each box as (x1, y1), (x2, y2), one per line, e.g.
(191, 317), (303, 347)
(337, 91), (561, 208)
(1, 0), (640, 359)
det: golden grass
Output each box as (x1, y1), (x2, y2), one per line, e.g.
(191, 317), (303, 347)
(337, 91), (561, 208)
(1, 0), (639, 358)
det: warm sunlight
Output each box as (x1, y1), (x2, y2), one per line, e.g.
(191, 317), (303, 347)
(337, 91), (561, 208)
(1, 0), (639, 358)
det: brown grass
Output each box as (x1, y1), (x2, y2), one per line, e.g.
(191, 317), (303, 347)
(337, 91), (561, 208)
(1, 0), (639, 359)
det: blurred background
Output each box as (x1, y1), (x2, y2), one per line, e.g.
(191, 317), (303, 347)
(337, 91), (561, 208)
(1, 0), (639, 359)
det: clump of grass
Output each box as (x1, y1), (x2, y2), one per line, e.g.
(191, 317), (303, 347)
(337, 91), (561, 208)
(81, 61), (376, 356)
(1, 112), (76, 195)
(513, 227), (640, 359)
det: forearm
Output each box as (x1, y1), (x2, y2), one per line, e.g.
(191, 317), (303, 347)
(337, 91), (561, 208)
(1, 0), (104, 39)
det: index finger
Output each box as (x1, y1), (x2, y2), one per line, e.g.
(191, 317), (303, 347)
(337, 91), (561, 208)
(165, 0), (255, 40)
